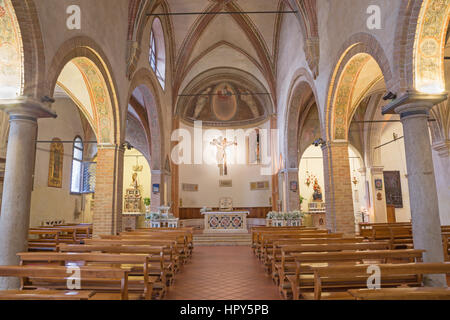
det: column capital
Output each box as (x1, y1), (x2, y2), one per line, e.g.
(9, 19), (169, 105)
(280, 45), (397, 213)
(382, 90), (447, 117)
(0, 96), (56, 120)
(357, 167), (367, 175)
(369, 166), (384, 174)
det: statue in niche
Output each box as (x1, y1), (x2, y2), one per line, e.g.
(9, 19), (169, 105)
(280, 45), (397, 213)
(124, 172), (142, 212)
(239, 89), (260, 118)
(211, 136), (237, 176)
(312, 178), (323, 202)
(193, 87), (212, 119)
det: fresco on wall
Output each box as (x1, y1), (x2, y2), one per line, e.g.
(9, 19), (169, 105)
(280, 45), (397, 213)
(185, 82), (265, 125)
(0, 0), (23, 98)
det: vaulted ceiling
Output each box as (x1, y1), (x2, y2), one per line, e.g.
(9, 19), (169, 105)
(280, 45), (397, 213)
(128, 0), (319, 113)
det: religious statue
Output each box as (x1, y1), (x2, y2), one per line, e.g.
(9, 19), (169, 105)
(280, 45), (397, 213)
(131, 172), (139, 188)
(193, 87), (212, 119)
(312, 178), (323, 201)
(211, 136), (237, 176)
(124, 172), (142, 212)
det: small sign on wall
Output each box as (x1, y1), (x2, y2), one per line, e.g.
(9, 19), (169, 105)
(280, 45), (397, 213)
(152, 184), (160, 194)
(250, 181), (269, 190)
(219, 180), (232, 188)
(182, 183), (199, 192)
(374, 179), (383, 190)
(290, 181), (298, 192)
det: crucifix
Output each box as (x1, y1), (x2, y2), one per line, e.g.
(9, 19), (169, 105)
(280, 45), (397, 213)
(211, 136), (237, 176)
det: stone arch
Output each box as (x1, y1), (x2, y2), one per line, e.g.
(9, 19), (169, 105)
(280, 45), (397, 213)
(46, 36), (121, 145)
(0, 0), (23, 98)
(284, 68), (321, 169)
(394, 0), (450, 94)
(128, 68), (164, 171)
(325, 33), (393, 142)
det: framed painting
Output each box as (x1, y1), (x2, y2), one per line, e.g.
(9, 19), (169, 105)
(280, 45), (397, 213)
(383, 171), (403, 208)
(48, 138), (64, 188)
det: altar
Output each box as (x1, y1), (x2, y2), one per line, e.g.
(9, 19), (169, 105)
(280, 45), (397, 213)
(201, 211), (249, 233)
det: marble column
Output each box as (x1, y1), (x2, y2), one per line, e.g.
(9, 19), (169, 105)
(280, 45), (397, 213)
(0, 98), (56, 289)
(431, 141), (450, 226)
(384, 92), (447, 287)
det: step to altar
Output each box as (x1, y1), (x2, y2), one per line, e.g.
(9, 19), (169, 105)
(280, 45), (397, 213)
(193, 232), (252, 246)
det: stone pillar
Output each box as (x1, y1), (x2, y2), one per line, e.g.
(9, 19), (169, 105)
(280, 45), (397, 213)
(286, 168), (300, 211)
(368, 166), (388, 223)
(0, 98), (56, 289)
(93, 144), (124, 236)
(321, 141), (355, 235)
(270, 115), (279, 211)
(150, 170), (163, 212)
(431, 141), (450, 225)
(392, 98), (446, 287)
(382, 93), (448, 286)
(171, 116), (180, 217)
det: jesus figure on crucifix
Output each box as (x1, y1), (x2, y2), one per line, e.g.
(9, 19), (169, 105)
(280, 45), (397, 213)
(211, 136), (237, 176)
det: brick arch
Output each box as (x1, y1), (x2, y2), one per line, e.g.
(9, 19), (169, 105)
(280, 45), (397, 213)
(46, 36), (121, 145)
(325, 33), (393, 142)
(128, 68), (165, 171)
(393, 0), (450, 94)
(284, 68), (321, 169)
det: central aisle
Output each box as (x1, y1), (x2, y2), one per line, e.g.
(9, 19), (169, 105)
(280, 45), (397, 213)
(165, 246), (281, 300)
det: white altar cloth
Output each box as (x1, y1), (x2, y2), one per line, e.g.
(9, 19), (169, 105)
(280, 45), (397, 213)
(201, 211), (249, 233)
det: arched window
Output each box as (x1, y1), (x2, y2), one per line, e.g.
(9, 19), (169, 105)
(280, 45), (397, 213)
(149, 18), (166, 89)
(70, 136), (83, 193)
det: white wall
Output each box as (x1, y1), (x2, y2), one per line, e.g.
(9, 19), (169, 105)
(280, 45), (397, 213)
(379, 122), (411, 222)
(178, 122), (271, 208)
(299, 145), (363, 222)
(30, 98), (86, 227)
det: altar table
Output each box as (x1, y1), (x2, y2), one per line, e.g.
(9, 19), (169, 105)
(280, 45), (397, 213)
(201, 211), (249, 233)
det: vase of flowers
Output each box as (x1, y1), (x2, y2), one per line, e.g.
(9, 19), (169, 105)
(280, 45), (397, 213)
(144, 198), (151, 212)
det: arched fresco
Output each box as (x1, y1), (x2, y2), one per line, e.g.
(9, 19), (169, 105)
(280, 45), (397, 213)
(414, 0), (450, 94)
(0, 0), (23, 98)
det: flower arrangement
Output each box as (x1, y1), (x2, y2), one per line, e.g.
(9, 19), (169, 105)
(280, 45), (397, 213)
(200, 207), (212, 213)
(146, 212), (161, 220)
(144, 198), (151, 206)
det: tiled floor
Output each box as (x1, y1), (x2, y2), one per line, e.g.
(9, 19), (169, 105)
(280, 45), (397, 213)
(165, 246), (281, 300)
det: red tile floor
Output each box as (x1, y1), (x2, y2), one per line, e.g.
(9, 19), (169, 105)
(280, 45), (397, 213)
(164, 246), (282, 300)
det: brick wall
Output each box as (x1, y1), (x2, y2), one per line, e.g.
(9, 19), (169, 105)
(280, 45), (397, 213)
(322, 141), (355, 235)
(93, 145), (124, 236)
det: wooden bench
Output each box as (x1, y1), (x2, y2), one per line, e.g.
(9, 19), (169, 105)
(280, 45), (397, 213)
(85, 238), (181, 273)
(0, 265), (130, 300)
(58, 243), (175, 286)
(348, 287), (450, 300)
(17, 252), (159, 299)
(304, 262), (450, 300)
(0, 289), (95, 300)
(286, 249), (425, 300)
(272, 242), (390, 286)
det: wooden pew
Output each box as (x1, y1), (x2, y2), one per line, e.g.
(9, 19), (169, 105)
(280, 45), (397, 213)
(258, 233), (343, 262)
(442, 233), (450, 261)
(273, 242), (390, 287)
(58, 243), (175, 286)
(85, 238), (181, 273)
(348, 287), (450, 300)
(103, 233), (190, 264)
(286, 249), (425, 300)
(305, 262), (450, 300)
(251, 227), (318, 252)
(0, 265), (129, 300)
(0, 289), (95, 300)
(28, 230), (61, 251)
(17, 252), (158, 299)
